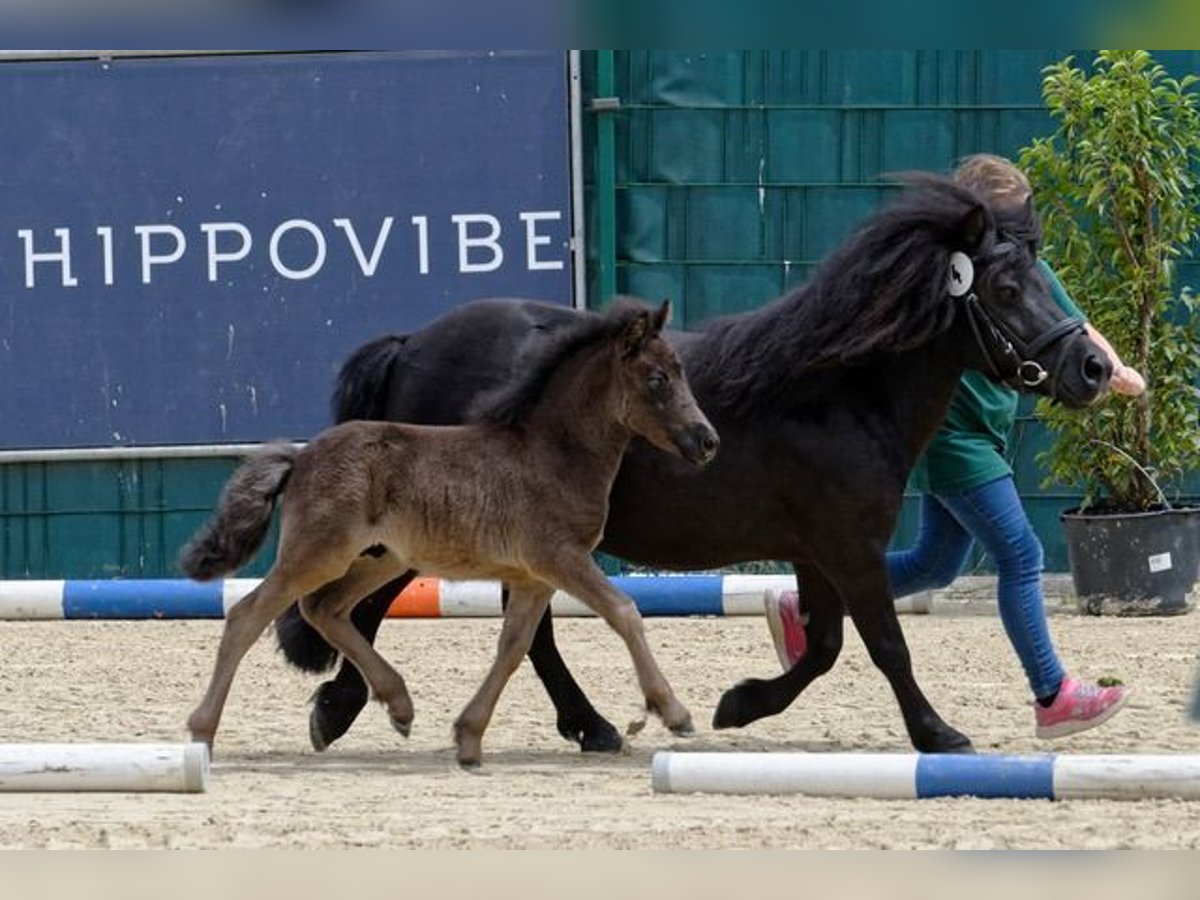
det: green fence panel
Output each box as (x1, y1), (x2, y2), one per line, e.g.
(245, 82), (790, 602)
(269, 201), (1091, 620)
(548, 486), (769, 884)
(684, 187), (767, 262)
(767, 110), (842, 184)
(880, 110), (958, 173)
(0, 457), (280, 580)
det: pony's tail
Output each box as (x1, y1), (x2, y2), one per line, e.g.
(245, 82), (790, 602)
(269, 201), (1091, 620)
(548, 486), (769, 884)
(274, 597), (339, 673)
(179, 444), (299, 581)
(331, 333), (408, 423)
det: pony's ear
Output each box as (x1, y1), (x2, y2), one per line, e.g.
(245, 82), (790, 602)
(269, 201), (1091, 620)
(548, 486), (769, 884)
(652, 299), (672, 333)
(960, 202), (993, 251)
(622, 309), (653, 356)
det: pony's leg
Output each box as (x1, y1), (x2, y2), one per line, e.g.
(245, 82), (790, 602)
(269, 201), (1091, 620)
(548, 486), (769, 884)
(839, 571), (973, 753)
(299, 553), (416, 741)
(454, 581), (555, 767)
(521, 593), (624, 754)
(309, 572), (414, 751)
(543, 557), (693, 735)
(713, 561), (845, 729)
(717, 558), (972, 752)
(189, 556), (347, 747)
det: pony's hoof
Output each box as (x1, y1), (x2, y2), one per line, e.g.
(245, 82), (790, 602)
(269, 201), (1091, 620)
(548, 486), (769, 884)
(919, 730), (975, 754)
(712, 679), (770, 730)
(308, 715), (330, 753)
(307, 680), (369, 752)
(390, 715), (413, 739)
(457, 754), (483, 770)
(560, 716), (624, 754)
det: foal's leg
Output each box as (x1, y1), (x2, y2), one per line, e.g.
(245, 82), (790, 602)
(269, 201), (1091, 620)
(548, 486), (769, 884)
(713, 561), (845, 729)
(299, 553), (416, 743)
(454, 581), (556, 767)
(308, 572), (415, 751)
(188, 554), (350, 747)
(543, 555), (693, 735)
(523, 595), (624, 753)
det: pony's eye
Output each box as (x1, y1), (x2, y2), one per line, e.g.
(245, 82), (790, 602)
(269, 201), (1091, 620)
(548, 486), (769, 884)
(647, 373), (667, 392)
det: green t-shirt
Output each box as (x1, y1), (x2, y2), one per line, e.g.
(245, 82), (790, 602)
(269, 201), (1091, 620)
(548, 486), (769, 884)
(909, 260), (1085, 495)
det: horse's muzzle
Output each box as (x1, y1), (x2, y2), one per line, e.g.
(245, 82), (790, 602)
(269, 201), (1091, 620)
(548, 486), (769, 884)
(678, 423), (720, 467)
(1055, 344), (1113, 408)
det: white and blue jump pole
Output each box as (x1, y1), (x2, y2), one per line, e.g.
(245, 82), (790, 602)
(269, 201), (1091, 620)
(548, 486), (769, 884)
(0, 743), (209, 793)
(0, 575), (931, 620)
(650, 751), (1200, 800)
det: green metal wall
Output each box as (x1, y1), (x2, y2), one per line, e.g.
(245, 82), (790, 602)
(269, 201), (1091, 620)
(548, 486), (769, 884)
(4, 50), (1199, 579)
(1, 457), (276, 579)
(583, 50), (1200, 573)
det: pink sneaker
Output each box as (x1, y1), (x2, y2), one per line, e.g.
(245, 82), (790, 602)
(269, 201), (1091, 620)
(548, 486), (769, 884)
(1034, 676), (1131, 739)
(763, 589), (807, 670)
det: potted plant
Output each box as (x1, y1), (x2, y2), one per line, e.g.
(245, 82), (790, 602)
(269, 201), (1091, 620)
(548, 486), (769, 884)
(1019, 50), (1200, 615)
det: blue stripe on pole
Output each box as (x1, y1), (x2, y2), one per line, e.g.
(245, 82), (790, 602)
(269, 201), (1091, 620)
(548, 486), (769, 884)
(915, 753), (1055, 799)
(63, 580), (225, 619)
(610, 575), (724, 616)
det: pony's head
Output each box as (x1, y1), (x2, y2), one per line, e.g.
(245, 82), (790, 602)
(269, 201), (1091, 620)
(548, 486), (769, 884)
(942, 187), (1110, 407)
(613, 299), (719, 466)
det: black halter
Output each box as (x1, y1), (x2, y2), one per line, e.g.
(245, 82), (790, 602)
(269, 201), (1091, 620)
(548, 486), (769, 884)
(947, 247), (1086, 392)
(960, 290), (1086, 391)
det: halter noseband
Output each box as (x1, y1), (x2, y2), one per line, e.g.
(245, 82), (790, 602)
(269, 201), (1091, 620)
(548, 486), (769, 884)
(947, 250), (1086, 392)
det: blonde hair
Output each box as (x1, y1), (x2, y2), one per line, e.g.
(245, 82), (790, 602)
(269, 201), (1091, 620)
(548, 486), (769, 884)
(952, 153), (1032, 209)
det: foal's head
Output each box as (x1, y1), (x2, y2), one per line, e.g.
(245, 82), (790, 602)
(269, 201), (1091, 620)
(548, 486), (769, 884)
(614, 300), (719, 466)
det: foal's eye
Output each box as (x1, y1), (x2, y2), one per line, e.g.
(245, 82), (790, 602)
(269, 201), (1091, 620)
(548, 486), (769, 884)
(647, 373), (667, 392)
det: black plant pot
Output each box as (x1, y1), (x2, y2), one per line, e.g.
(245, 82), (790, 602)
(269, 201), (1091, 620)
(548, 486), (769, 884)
(1061, 506), (1200, 616)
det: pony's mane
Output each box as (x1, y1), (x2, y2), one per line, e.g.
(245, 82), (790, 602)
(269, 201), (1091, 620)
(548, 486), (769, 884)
(467, 298), (647, 427)
(691, 174), (1035, 414)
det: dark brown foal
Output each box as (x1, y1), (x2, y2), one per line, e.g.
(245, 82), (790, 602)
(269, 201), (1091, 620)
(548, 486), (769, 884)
(180, 299), (718, 766)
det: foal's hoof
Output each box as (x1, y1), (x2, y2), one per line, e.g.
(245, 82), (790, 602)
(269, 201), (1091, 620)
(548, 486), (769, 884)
(712, 679), (771, 730)
(668, 714), (695, 737)
(453, 721), (484, 769)
(390, 715), (413, 739)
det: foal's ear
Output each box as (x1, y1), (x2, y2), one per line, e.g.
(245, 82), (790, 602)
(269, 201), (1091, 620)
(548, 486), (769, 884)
(622, 309), (653, 356)
(959, 202), (993, 251)
(652, 299), (672, 333)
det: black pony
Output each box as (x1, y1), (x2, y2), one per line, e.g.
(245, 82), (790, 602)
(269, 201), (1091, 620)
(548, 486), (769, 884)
(275, 175), (1111, 754)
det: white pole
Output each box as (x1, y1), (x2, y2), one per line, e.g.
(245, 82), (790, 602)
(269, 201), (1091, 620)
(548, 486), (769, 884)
(0, 743), (210, 793)
(652, 752), (918, 798)
(651, 751), (1200, 800)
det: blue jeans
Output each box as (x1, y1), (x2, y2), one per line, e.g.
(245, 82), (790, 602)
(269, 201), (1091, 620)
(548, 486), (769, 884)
(887, 475), (1066, 701)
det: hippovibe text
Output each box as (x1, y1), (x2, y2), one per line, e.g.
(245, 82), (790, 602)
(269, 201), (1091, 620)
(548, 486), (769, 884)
(14, 210), (567, 288)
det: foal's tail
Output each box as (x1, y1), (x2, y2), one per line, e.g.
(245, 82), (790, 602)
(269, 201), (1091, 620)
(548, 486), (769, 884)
(330, 333), (408, 423)
(179, 444), (300, 581)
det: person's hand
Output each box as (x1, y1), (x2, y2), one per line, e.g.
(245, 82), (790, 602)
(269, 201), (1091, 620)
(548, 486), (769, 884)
(1110, 363), (1146, 396)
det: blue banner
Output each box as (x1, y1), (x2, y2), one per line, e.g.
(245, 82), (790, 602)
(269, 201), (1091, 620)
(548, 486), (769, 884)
(0, 51), (572, 448)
